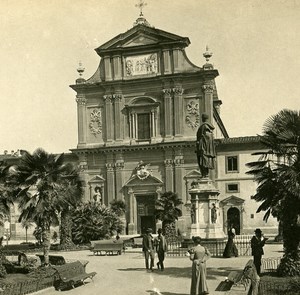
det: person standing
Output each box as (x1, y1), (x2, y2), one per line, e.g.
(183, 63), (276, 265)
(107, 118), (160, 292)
(251, 228), (268, 275)
(142, 228), (155, 271)
(188, 236), (211, 295)
(223, 228), (238, 258)
(155, 228), (167, 271)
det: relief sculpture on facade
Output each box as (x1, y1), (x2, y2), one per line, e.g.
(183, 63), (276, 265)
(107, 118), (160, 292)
(89, 109), (102, 136)
(185, 100), (200, 129)
(125, 53), (158, 76)
(135, 160), (152, 180)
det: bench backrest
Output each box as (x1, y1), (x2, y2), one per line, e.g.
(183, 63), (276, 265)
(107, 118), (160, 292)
(54, 261), (85, 280)
(93, 242), (123, 250)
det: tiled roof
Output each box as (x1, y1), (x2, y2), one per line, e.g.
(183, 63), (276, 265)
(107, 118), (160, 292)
(216, 136), (261, 145)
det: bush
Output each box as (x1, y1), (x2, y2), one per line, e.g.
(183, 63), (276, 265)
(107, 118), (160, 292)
(71, 202), (123, 244)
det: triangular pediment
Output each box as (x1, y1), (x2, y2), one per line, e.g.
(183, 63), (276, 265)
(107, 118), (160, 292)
(95, 25), (190, 55)
(124, 174), (163, 187)
(122, 33), (159, 47)
(220, 195), (245, 206)
(88, 175), (105, 184)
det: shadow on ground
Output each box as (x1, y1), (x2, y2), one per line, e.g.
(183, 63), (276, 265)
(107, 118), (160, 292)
(118, 266), (240, 280)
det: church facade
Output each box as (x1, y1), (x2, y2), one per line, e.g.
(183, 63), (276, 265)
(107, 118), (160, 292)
(70, 15), (278, 236)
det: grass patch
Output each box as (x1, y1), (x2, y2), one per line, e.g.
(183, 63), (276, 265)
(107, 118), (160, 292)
(259, 273), (300, 295)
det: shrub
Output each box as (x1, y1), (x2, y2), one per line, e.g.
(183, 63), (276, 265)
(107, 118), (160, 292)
(71, 202), (123, 244)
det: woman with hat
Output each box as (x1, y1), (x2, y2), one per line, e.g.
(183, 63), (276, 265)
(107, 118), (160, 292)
(251, 228), (268, 275)
(187, 236), (211, 295)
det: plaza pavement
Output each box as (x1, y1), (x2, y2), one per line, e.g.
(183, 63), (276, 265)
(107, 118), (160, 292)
(32, 243), (283, 295)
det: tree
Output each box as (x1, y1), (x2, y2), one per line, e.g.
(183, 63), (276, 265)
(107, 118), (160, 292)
(110, 199), (126, 217)
(246, 109), (300, 276)
(13, 148), (82, 265)
(72, 202), (123, 244)
(0, 161), (13, 278)
(21, 219), (34, 243)
(155, 191), (183, 239)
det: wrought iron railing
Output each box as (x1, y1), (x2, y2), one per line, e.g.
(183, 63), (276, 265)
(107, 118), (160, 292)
(165, 236), (252, 257)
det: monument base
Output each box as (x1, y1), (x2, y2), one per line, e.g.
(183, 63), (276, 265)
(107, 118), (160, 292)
(187, 223), (226, 240)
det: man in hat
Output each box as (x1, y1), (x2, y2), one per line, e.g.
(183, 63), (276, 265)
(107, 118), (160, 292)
(196, 113), (216, 178)
(155, 228), (167, 271)
(142, 228), (155, 271)
(251, 228), (268, 275)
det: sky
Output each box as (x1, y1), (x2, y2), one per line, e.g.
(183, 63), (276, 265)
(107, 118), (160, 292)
(0, 0), (299, 154)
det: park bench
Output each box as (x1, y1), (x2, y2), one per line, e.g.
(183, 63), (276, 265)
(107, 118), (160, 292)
(261, 257), (281, 273)
(226, 259), (258, 295)
(53, 261), (96, 290)
(90, 239), (124, 255)
(132, 237), (143, 248)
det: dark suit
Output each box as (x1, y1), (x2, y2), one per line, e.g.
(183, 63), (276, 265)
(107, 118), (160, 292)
(142, 233), (155, 270)
(155, 234), (167, 270)
(251, 235), (266, 275)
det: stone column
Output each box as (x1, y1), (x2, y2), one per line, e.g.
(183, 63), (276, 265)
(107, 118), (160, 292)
(163, 88), (173, 139)
(77, 153), (89, 202)
(104, 56), (112, 81)
(113, 94), (123, 141)
(173, 86), (184, 137)
(202, 82), (214, 122)
(164, 159), (174, 192)
(104, 95), (114, 143)
(76, 94), (87, 146)
(173, 48), (182, 73)
(115, 159), (124, 200)
(106, 162), (115, 204)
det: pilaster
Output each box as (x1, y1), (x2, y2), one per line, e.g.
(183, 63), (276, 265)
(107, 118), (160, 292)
(113, 94), (123, 141)
(163, 49), (171, 74)
(113, 55), (122, 80)
(202, 82), (214, 123)
(115, 158), (124, 200)
(174, 155), (185, 202)
(173, 86), (184, 137)
(164, 159), (174, 192)
(104, 95), (114, 142)
(106, 161), (115, 204)
(162, 88), (173, 139)
(104, 56), (112, 81)
(76, 94), (87, 146)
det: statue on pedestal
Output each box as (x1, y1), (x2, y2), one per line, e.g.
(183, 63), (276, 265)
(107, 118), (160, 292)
(196, 113), (216, 178)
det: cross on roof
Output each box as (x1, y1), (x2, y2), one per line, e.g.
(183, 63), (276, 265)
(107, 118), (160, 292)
(135, 0), (147, 16)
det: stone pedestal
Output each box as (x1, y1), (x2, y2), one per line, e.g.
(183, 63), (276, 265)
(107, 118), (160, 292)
(187, 177), (226, 240)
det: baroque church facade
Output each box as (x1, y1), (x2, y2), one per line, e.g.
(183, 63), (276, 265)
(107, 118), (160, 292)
(70, 15), (278, 236)
(0, 14), (278, 239)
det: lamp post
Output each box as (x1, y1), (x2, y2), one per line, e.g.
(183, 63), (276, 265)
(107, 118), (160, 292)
(4, 220), (10, 246)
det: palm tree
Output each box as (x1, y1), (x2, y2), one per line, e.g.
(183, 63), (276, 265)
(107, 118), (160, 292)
(21, 219), (34, 243)
(246, 109), (300, 276)
(155, 191), (183, 239)
(13, 148), (82, 265)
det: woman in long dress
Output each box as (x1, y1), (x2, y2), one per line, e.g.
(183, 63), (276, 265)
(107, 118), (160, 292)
(188, 236), (211, 295)
(223, 228), (238, 258)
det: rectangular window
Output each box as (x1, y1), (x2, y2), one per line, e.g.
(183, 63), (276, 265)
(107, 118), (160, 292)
(226, 156), (238, 173)
(137, 113), (150, 140)
(226, 183), (239, 192)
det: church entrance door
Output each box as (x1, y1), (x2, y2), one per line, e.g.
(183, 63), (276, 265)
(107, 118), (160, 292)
(227, 207), (241, 235)
(136, 195), (156, 234)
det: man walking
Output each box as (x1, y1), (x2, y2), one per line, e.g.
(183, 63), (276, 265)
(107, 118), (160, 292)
(155, 228), (167, 271)
(251, 228), (268, 275)
(142, 228), (155, 271)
